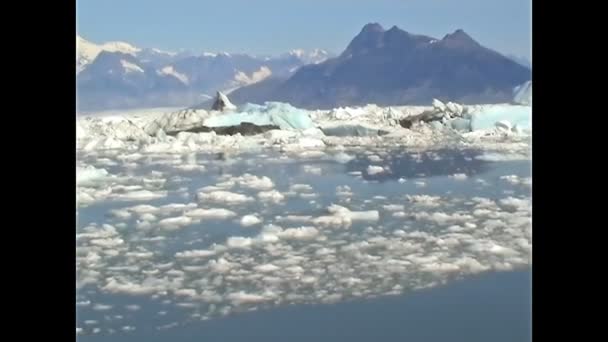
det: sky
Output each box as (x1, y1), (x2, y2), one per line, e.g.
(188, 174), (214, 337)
(76, 0), (531, 60)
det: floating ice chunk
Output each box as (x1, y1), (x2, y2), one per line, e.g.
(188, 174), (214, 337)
(208, 258), (238, 273)
(474, 153), (530, 162)
(455, 257), (489, 273)
(198, 191), (254, 204)
(333, 152), (355, 163)
(109, 209), (132, 219)
(226, 237), (254, 249)
(449, 173), (468, 180)
(227, 291), (270, 305)
(411, 211), (474, 225)
(174, 289), (198, 297)
(290, 184), (313, 192)
(303, 165), (323, 175)
(421, 262), (460, 273)
(314, 204), (379, 227)
(406, 195), (441, 206)
(122, 326), (136, 332)
(500, 175), (520, 185)
(487, 244), (515, 255)
(76, 300), (91, 307)
(234, 174), (274, 190)
(112, 190), (168, 202)
(77, 166), (110, 185)
(499, 197), (531, 211)
(184, 208), (237, 219)
(160, 203), (197, 213)
(366, 165), (385, 175)
(254, 264), (281, 273)
(92, 303), (113, 311)
(275, 215), (313, 223)
(175, 249), (216, 259)
(128, 205), (160, 215)
(125, 305), (140, 311)
(240, 215), (262, 227)
(125, 251), (154, 259)
(278, 226), (319, 240)
(158, 216), (193, 230)
(90, 237), (124, 248)
(383, 204), (405, 211)
(257, 190), (285, 203)
(336, 185), (353, 197)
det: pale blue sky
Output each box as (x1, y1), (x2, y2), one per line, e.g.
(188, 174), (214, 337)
(76, 0), (531, 59)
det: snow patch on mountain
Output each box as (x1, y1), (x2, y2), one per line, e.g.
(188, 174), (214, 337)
(158, 66), (189, 84)
(120, 60), (144, 73)
(233, 66), (272, 86)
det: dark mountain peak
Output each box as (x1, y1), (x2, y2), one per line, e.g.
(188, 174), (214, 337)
(442, 29), (478, 45)
(342, 23), (387, 56)
(361, 22), (385, 33)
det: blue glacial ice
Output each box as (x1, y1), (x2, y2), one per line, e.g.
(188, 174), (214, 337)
(204, 102), (314, 130)
(513, 81), (532, 105)
(469, 105), (531, 131)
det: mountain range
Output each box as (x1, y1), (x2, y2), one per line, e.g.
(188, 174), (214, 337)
(76, 36), (331, 111)
(77, 24), (531, 111)
(227, 24), (531, 109)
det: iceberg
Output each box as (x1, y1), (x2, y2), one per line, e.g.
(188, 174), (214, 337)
(211, 91), (237, 112)
(469, 105), (531, 132)
(204, 102), (314, 130)
(513, 81), (532, 105)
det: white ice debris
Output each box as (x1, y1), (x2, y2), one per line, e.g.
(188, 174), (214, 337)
(197, 191), (254, 204)
(158, 216), (193, 230)
(234, 174), (274, 190)
(184, 208), (237, 219)
(175, 249), (216, 259)
(77, 166), (109, 185)
(77, 97), (531, 156)
(240, 215), (262, 227)
(366, 165), (385, 175)
(313, 204), (379, 227)
(257, 190), (285, 203)
(449, 173), (468, 180)
(513, 81), (532, 105)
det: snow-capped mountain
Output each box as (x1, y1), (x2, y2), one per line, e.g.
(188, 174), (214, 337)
(77, 36), (142, 74)
(76, 35), (333, 111)
(284, 49), (331, 65)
